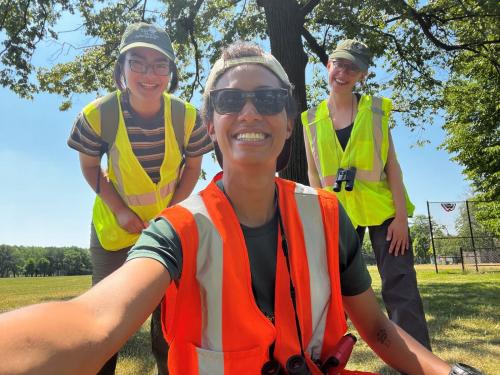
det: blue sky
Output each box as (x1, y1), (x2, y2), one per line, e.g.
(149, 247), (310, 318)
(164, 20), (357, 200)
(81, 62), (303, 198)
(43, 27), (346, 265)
(0, 21), (472, 248)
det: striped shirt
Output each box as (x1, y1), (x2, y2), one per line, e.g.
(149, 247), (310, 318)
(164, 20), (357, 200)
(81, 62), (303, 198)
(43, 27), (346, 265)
(68, 92), (213, 183)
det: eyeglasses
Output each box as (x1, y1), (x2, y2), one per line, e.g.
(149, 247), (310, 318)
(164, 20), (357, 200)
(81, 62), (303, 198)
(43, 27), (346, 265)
(127, 59), (170, 76)
(330, 60), (361, 75)
(210, 88), (289, 115)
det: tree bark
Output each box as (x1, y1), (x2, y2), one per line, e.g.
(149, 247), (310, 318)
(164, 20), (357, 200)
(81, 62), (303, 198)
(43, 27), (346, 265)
(260, 0), (309, 185)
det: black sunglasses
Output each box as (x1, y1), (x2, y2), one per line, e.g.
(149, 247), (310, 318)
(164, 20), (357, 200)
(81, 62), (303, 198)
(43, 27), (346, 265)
(210, 88), (289, 115)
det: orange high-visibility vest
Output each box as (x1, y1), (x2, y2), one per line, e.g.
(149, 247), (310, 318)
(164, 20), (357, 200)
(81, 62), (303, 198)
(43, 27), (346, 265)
(158, 173), (376, 375)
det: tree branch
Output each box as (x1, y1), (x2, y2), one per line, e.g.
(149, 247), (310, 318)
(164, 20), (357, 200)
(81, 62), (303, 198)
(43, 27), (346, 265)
(300, 0), (321, 18)
(141, 0), (148, 21)
(301, 26), (328, 66)
(180, 0), (206, 100)
(399, 1), (499, 52)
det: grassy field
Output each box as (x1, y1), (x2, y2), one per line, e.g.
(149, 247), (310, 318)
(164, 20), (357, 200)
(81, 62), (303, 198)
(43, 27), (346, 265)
(0, 265), (498, 374)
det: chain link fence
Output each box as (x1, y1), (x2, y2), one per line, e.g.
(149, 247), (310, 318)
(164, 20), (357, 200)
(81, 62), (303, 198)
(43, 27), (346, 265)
(427, 200), (499, 273)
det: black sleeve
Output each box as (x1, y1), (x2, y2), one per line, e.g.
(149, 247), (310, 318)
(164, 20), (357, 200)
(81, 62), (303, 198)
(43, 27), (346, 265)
(126, 217), (183, 281)
(338, 204), (372, 296)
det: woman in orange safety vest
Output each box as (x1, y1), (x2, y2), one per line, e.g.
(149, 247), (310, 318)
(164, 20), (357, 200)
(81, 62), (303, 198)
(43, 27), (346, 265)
(0, 42), (482, 375)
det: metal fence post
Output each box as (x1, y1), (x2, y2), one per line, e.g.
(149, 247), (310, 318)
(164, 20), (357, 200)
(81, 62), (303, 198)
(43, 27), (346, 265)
(427, 201), (438, 274)
(465, 200), (479, 272)
(459, 247), (465, 273)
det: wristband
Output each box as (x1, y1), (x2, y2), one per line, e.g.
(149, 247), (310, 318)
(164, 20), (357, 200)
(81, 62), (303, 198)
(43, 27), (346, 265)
(449, 363), (484, 375)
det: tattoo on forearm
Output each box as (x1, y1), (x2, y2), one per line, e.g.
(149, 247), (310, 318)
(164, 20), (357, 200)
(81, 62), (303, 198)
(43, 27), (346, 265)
(376, 328), (391, 348)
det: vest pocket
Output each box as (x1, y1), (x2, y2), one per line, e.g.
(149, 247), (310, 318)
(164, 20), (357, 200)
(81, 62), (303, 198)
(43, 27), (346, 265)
(190, 343), (265, 374)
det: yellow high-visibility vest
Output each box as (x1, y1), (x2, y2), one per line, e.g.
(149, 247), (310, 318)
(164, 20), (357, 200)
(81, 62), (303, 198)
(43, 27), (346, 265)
(301, 95), (414, 227)
(82, 91), (197, 250)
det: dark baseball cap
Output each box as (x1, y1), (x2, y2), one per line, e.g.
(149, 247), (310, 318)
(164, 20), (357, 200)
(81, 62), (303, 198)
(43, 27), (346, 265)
(329, 39), (372, 71)
(119, 22), (175, 61)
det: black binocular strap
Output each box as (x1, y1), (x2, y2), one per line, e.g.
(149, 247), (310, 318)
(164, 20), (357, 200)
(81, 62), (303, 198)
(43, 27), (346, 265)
(276, 203), (306, 359)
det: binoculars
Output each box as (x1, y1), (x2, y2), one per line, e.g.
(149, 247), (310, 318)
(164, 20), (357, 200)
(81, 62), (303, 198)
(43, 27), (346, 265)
(261, 334), (357, 375)
(332, 167), (356, 192)
(261, 355), (310, 375)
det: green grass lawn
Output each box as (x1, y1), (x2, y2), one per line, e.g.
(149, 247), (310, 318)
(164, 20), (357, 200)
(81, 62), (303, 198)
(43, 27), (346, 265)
(0, 266), (498, 374)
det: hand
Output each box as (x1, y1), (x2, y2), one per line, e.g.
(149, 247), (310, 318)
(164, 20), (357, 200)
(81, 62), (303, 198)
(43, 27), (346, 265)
(116, 207), (148, 234)
(386, 217), (409, 256)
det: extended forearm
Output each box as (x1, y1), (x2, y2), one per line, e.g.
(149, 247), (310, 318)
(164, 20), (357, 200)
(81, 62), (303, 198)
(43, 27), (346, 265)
(0, 300), (110, 375)
(363, 319), (449, 375)
(344, 289), (450, 375)
(0, 259), (170, 375)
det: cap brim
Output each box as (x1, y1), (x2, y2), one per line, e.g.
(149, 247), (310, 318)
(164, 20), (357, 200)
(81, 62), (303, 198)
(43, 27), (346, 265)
(329, 51), (368, 71)
(213, 137), (292, 172)
(119, 42), (175, 62)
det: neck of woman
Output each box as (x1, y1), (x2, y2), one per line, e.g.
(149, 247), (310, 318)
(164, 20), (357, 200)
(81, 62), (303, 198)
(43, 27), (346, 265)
(328, 90), (354, 111)
(222, 168), (276, 228)
(128, 93), (163, 119)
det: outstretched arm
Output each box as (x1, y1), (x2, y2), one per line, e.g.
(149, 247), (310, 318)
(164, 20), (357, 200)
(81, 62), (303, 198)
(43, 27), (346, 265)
(343, 288), (450, 375)
(0, 258), (170, 375)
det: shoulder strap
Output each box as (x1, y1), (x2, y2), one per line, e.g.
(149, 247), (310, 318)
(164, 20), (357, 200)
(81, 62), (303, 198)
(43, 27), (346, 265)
(99, 92), (120, 153)
(169, 95), (186, 156)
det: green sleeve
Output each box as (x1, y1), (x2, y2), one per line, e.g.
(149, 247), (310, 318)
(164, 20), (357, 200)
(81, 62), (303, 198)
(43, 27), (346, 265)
(126, 217), (183, 281)
(338, 204), (372, 296)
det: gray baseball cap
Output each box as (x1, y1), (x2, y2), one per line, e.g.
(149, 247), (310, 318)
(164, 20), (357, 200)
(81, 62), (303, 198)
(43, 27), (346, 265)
(329, 39), (372, 71)
(119, 22), (175, 61)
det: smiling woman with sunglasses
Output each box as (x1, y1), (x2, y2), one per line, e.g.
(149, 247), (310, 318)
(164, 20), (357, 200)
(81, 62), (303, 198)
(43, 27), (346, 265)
(66, 22), (212, 374)
(302, 39), (431, 351)
(0, 42), (483, 375)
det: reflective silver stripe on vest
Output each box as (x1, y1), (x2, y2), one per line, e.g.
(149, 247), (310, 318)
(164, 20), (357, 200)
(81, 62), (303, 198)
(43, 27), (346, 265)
(306, 108), (323, 177)
(293, 184), (330, 359)
(125, 191), (157, 206)
(109, 142), (178, 206)
(109, 145), (126, 196)
(179, 195), (224, 367)
(365, 96), (386, 181)
(122, 177), (178, 206)
(195, 347), (224, 375)
(159, 178), (179, 200)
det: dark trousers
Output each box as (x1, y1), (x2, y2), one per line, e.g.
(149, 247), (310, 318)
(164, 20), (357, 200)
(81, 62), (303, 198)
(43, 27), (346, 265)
(357, 218), (432, 350)
(151, 303), (170, 375)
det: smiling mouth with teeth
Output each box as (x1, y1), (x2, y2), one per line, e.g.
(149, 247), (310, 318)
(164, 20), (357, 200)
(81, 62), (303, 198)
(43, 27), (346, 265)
(139, 82), (158, 88)
(235, 132), (267, 141)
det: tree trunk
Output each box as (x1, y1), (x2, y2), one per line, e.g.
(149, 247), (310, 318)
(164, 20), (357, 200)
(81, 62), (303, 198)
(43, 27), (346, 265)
(260, 0), (309, 185)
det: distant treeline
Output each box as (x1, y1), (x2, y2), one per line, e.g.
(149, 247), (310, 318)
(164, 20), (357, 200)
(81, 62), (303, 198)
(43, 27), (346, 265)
(0, 244), (91, 277)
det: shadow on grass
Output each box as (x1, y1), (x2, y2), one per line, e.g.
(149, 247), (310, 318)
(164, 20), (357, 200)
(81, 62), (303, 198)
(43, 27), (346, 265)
(119, 324), (156, 374)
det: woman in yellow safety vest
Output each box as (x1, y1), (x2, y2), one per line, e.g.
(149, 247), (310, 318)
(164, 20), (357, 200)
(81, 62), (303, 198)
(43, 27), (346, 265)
(0, 41), (482, 375)
(301, 39), (430, 349)
(67, 22), (212, 374)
